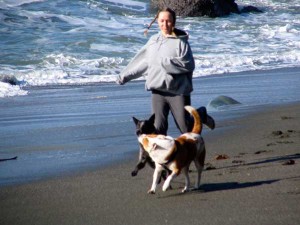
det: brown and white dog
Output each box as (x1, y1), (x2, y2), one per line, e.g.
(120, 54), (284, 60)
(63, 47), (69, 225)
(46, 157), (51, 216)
(138, 106), (206, 194)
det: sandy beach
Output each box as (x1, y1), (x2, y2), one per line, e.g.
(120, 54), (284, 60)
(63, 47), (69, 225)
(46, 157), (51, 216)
(1, 66), (300, 225)
(1, 100), (299, 225)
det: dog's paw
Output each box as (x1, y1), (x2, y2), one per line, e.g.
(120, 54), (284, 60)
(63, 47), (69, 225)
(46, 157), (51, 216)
(147, 189), (156, 194)
(131, 171), (138, 177)
(190, 187), (199, 191)
(162, 184), (169, 192)
(193, 185), (201, 190)
(181, 187), (190, 193)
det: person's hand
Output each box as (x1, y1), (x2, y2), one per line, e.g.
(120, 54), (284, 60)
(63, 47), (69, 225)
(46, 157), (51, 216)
(115, 76), (123, 85)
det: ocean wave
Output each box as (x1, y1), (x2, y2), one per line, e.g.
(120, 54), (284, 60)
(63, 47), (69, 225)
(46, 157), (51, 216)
(0, 53), (123, 97)
(0, 81), (28, 98)
(0, 45), (299, 98)
(18, 70), (117, 86)
(194, 51), (300, 76)
(0, 0), (44, 9)
(1, 49), (299, 92)
(96, 0), (147, 11)
(11, 54), (122, 86)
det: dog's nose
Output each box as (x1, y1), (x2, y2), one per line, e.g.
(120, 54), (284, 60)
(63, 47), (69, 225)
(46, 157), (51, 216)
(136, 130), (141, 136)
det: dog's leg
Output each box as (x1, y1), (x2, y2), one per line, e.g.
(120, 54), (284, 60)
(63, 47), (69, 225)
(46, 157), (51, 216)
(182, 167), (191, 193)
(162, 171), (177, 192)
(148, 164), (163, 194)
(132, 145), (153, 176)
(194, 146), (206, 190)
(193, 160), (203, 190)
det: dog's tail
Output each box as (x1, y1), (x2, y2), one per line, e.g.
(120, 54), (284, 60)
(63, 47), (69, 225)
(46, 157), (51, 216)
(185, 105), (202, 134)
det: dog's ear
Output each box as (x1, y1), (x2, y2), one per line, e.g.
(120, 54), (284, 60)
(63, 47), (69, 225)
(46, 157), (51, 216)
(148, 114), (155, 124)
(132, 117), (139, 125)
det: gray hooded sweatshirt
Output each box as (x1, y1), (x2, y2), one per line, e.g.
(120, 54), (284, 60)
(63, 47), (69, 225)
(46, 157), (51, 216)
(117, 28), (195, 95)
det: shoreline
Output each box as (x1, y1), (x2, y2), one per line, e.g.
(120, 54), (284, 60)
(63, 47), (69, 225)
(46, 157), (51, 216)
(1, 102), (299, 225)
(1, 66), (300, 186)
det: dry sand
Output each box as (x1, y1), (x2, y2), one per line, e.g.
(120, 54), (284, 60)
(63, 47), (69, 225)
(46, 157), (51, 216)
(0, 102), (299, 225)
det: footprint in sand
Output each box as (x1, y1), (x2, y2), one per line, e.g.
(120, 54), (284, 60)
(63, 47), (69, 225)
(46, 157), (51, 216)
(277, 140), (294, 144)
(270, 130), (298, 140)
(255, 150), (273, 154)
(272, 130), (283, 136)
(232, 160), (245, 164)
(281, 116), (293, 120)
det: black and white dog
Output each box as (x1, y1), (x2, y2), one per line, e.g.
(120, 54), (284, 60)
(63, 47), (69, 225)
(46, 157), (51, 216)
(131, 114), (159, 176)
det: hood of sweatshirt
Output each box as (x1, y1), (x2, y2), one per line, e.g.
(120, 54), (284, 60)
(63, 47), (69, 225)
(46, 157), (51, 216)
(157, 28), (189, 41)
(173, 28), (189, 39)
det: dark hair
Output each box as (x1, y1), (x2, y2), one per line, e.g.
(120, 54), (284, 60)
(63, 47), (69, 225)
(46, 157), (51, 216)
(144, 7), (176, 36)
(163, 7), (176, 25)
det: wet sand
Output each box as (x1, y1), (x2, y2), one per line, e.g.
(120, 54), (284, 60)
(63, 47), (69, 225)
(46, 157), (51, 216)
(1, 102), (299, 225)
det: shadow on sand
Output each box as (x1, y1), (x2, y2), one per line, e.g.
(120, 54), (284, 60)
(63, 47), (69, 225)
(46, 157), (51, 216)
(215, 153), (300, 170)
(158, 176), (300, 199)
(157, 153), (300, 198)
(200, 179), (279, 192)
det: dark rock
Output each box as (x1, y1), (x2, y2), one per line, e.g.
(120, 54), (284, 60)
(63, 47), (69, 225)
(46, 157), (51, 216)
(151, 0), (261, 17)
(207, 95), (241, 110)
(213, 0), (239, 17)
(215, 154), (229, 160)
(240, 5), (263, 14)
(0, 75), (18, 85)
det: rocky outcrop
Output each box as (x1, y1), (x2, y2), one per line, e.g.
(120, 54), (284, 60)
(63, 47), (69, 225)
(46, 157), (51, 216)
(0, 75), (18, 85)
(151, 0), (262, 17)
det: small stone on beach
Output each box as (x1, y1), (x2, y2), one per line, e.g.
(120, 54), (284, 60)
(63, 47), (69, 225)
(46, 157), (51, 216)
(215, 154), (229, 160)
(272, 130), (283, 136)
(282, 160), (295, 165)
(205, 163), (216, 170)
(267, 143), (276, 147)
(255, 150), (267, 154)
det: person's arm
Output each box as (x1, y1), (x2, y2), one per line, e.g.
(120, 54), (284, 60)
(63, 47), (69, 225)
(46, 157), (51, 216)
(161, 41), (195, 75)
(116, 44), (148, 85)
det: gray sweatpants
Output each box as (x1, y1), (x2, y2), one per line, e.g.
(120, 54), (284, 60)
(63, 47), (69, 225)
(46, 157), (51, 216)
(151, 91), (192, 135)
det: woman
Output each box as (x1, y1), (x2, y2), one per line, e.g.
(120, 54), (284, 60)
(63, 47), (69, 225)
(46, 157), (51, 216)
(116, 8), (214, 134)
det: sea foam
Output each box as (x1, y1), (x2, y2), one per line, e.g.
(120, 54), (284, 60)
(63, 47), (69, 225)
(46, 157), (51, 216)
(0, 82), (28, 98)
